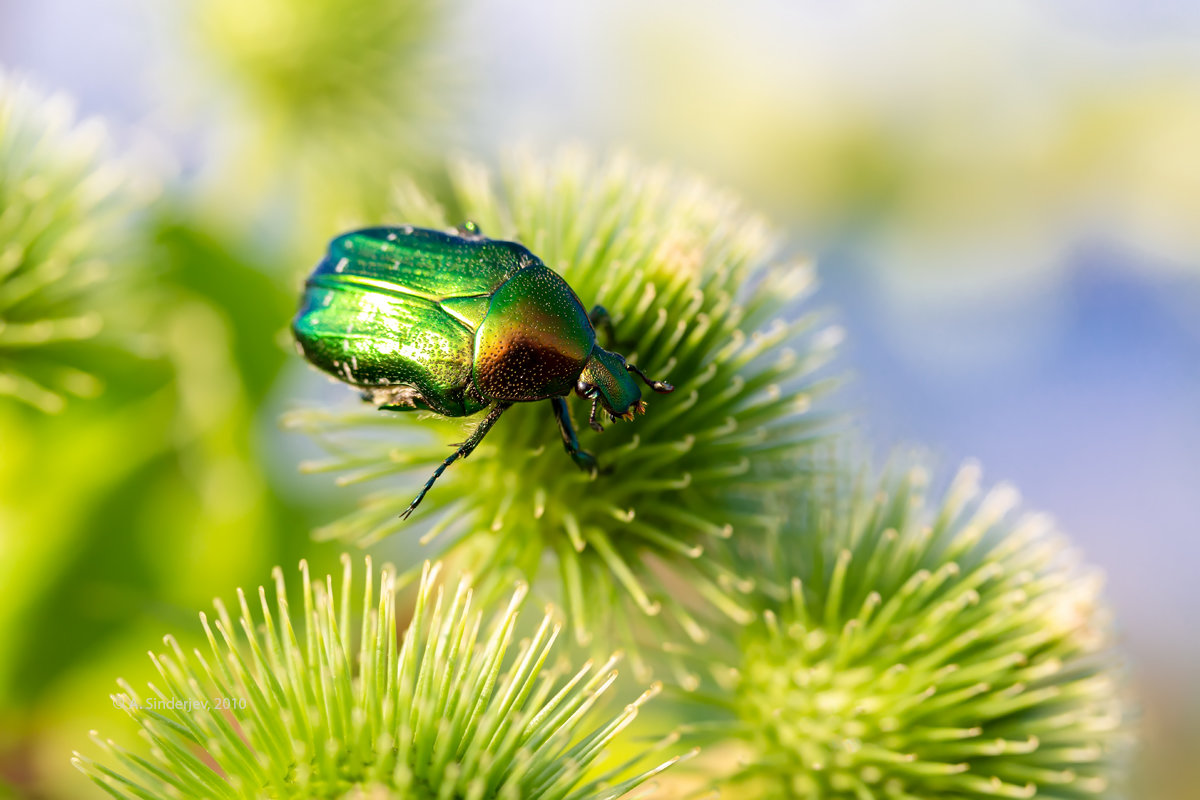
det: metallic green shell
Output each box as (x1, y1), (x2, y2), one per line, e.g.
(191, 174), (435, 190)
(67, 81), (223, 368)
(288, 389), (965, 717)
(320, 226), (527, 298)
(292, 226), (596, 416)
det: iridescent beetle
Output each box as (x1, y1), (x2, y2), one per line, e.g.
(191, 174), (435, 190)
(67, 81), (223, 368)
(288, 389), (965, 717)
(292, 223), (674, 518)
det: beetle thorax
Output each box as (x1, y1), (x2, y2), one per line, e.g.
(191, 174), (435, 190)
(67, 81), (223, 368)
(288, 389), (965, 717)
(472, 265), (595, 402)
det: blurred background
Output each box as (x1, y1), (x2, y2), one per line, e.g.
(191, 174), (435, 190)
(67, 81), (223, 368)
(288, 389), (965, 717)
(1, 0), (1197, 797)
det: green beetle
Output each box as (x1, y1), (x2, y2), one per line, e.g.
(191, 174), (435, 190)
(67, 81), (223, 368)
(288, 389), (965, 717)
(292, 223), (674, 518)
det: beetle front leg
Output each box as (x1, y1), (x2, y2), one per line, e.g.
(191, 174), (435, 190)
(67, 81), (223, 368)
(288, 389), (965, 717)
(401, 402), (511, 519)
(550, 397), (598, 476)
(588, 398), (605, 432)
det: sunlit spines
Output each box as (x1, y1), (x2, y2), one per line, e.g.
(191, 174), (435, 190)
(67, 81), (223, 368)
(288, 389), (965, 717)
(673, 461), (1131, 799)
(74, 555), (682, 799)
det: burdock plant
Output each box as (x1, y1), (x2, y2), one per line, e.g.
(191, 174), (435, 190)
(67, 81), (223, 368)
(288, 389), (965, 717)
(0, 73), (143, 412)
(675, 462), (1130, 799)
(287, 149), (840, 655)
(74, 556), (685, 799)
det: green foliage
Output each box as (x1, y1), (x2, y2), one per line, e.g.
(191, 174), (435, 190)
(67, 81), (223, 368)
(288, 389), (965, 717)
(75, 556), (686, 799)
(675, 462), (1131, 799)
(288, 149), (841, 656)
(0, 72), (146, 412)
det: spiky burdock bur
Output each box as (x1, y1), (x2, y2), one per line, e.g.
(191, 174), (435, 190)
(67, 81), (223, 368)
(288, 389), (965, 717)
(74, 555), (687, 799)
(674, 462), (1131, 800)
(0, 73), (144, 412)
(287, 149), (840, 656)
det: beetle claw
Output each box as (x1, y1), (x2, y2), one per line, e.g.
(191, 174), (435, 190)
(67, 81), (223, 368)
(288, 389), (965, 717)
(569, 448), (599, 476)
(589, 420), (605, 433)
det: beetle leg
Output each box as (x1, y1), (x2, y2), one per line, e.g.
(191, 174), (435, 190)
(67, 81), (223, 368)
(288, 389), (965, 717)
(401, 402), (511, 519)
(626, 362), (675, 394)
(551, 397), (598, 476)
(456, 220), (484, 239)
(588, 398), (605, 432)
(365, 384), (434, 412)
(588, 305), (620, 348)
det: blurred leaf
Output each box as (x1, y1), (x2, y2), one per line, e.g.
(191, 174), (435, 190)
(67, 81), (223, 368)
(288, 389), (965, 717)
(184, 0), (456, 249)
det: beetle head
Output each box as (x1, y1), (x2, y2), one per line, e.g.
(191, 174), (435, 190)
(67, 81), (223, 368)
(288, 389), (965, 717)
(577, 347), (674, 423)
(578, 348), (644, 422)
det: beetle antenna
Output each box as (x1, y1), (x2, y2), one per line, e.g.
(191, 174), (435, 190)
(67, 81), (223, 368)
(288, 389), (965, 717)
(626, 362), (675, 393)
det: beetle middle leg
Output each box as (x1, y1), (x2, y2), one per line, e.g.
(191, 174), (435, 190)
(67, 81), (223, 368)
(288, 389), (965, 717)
(588, 305), (621, 348)
(550, 397), (598, 476)
(401, 402), (511, 519)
